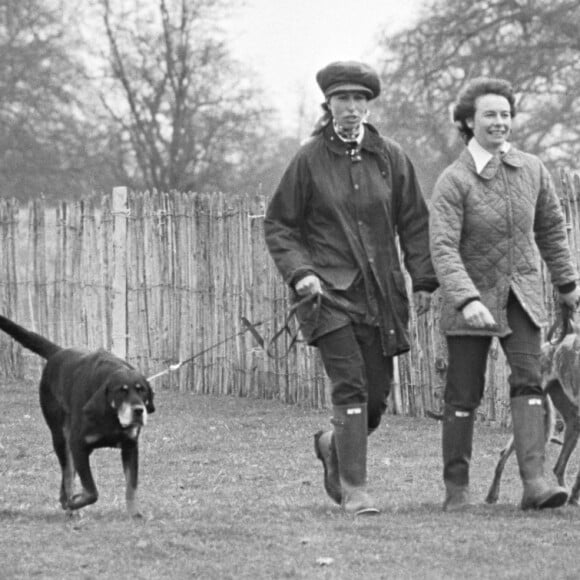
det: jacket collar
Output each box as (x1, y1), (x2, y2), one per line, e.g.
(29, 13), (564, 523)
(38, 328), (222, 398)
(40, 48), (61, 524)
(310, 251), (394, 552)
(468, 138), (511, 174)
(460, 143), (524, 180)
(323, 122), (384, 156)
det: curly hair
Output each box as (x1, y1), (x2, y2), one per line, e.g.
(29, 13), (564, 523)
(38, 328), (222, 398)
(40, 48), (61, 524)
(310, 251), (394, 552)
(453, 77), (516, 143)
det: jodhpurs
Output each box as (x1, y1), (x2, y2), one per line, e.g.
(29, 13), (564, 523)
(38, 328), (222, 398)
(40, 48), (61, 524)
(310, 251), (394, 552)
(316, 323), (393, 432)
(445, 292), (543, 411)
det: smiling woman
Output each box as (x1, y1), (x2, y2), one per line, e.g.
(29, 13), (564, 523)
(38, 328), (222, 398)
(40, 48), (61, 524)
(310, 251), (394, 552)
(466, 94), (513, 154)
(452, 80), (517, 155)
(429, 76), (580, 513)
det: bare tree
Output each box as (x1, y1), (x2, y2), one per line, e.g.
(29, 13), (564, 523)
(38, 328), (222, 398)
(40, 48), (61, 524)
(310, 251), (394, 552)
(98, 0), (270, 193)
(0, 0), (108, 199)
(374, 0), (580, 194)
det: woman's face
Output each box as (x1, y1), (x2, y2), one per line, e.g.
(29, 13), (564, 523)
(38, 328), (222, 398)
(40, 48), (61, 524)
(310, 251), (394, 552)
(327, 91), (369, 132)
(466, 93), (512, 153)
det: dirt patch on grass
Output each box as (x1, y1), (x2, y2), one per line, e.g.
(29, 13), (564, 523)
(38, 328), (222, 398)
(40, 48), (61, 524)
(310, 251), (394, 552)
(2, 379), (580, 579)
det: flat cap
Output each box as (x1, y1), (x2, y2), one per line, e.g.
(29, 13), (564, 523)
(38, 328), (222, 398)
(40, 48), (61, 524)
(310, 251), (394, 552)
(316, 61), (381, 100)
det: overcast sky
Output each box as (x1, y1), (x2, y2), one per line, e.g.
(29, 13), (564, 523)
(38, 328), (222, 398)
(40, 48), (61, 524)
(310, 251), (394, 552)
(224, 0), (424, 133)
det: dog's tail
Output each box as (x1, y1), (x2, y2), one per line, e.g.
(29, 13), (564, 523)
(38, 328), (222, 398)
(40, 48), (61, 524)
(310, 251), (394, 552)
(0, 314), (61, 359)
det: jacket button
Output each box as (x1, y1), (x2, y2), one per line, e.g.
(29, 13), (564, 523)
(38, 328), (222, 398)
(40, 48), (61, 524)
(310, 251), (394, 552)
(354, 184), (359, 190)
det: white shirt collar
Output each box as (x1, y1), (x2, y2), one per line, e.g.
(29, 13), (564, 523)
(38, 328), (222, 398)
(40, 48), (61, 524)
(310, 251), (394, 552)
(468, 138), (511, 174)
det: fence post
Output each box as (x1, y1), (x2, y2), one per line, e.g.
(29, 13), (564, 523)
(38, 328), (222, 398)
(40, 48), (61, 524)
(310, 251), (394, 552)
(111, 187), (128, 358)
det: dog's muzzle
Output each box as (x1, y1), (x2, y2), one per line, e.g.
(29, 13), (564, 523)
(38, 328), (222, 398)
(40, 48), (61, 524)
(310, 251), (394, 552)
(118, 403), (148, 429)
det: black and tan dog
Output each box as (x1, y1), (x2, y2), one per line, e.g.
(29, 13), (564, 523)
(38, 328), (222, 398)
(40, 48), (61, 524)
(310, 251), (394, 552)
(486, 307), (580, 505)
(0, 314), (155, 517)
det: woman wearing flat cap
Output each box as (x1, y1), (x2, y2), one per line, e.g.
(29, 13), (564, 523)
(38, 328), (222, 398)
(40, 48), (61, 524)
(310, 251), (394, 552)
(264, 61), (438, 515)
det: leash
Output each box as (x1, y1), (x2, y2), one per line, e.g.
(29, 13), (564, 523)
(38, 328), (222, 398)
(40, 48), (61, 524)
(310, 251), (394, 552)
(249, 291), (360, 359)
(146, 321), (265, 382)
(260, 293), (321, 360)
(546, 303), (577, 345)
(146, 293), (320, 382)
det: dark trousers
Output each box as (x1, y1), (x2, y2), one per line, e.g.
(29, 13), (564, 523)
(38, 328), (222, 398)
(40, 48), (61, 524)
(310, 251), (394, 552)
(445, 292), (543, 411)
(316, 324), (393, 432)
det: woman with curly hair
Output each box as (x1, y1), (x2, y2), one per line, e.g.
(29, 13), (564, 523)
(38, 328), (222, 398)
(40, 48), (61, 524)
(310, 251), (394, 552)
(430, 77), (580, 512)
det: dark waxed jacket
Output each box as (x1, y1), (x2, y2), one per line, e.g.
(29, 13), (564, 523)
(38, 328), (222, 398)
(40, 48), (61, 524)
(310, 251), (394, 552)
(264, 122), (438, 356)
(430, 145), (578, 336)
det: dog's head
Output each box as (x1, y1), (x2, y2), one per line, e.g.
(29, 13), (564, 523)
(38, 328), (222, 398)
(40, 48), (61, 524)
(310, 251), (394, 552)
(542, 309), (580, 392)
(111, 380), (155, 429)
(83, 372), (155, 438)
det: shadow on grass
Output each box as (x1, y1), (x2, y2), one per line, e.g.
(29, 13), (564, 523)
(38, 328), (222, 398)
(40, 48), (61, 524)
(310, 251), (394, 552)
(0, 507), (66, 523)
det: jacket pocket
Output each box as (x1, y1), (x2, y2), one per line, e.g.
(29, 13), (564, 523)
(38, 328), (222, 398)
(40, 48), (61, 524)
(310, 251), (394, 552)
(316, 266), (359, 290)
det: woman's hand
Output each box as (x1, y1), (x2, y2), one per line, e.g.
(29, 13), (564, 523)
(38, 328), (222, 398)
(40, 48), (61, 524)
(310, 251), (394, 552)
(295, 274), (323, 297)
(560, 287), (580, 311)
(462, 300), (496, 328)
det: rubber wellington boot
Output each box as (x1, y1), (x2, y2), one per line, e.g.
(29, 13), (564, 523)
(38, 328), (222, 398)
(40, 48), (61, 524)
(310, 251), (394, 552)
(442, 405), (474, 512)
(332, 403), (379, 515)
(313, 430), (342, 504)
(511, 395), (568, 510)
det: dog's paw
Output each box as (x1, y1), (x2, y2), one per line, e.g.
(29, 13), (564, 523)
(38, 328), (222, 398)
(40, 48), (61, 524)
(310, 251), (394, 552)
(127, 503), (143, 519)
(64, 509), (83, 528)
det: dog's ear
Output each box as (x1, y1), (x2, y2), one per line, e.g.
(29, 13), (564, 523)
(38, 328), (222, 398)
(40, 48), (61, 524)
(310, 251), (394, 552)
(144, 381), (155, 414)
(82, 384), (110, 419)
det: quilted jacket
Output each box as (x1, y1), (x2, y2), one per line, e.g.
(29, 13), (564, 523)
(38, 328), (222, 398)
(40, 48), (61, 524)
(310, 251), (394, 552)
(430, 145), (577, 336)
(264, 122), (438, 356)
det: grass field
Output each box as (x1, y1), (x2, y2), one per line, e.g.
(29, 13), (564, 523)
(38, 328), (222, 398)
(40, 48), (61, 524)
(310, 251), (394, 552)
(2, 378), (580, 579)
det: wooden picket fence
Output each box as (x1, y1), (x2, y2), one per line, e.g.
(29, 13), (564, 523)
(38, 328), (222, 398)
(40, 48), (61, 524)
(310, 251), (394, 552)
(0, 172), (579, 426)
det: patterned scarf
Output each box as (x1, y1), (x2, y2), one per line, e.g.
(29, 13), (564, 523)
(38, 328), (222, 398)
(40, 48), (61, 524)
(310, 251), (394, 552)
(333, 120), (363, 162)
(333, 120), (363, 143)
